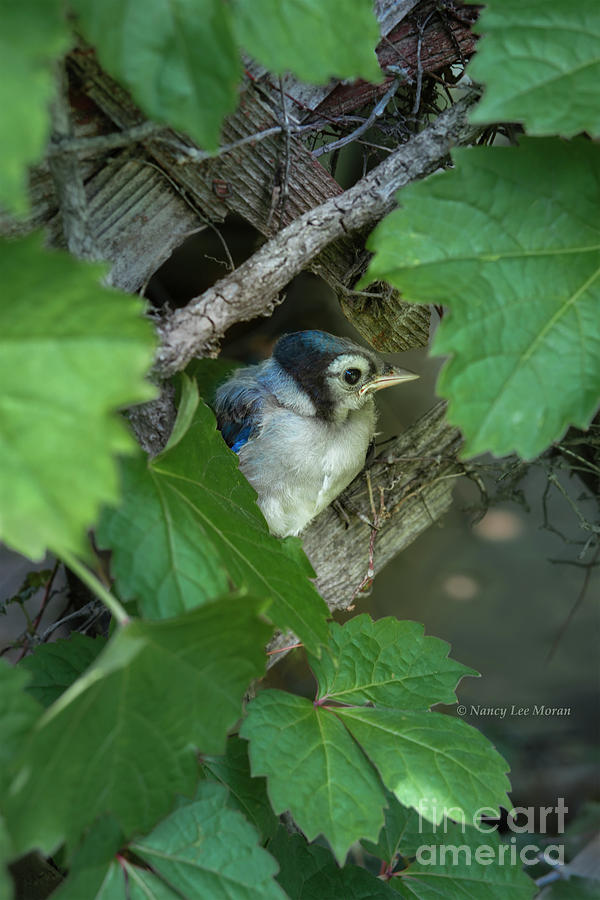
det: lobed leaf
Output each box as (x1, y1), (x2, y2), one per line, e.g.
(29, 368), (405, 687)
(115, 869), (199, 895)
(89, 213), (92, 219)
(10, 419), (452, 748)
(336, 707), (510, 825)
(6, 596), (272, 855)
(0, 235), (156, 560)
(363, 138), (600, 458)
(468, 0), (600, 137)
(231, 0), (381, 84)
(70, 0), (241, 151)
(98, 400), (329, 652)
(130, 783), (286, 899)
(307, 615), (477, 708)
(240, 690), (387, 864)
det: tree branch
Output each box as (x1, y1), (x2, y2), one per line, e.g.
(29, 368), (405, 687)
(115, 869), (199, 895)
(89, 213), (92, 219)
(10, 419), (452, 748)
(156, 92), (481, 376)
(48, 62), (100, 261)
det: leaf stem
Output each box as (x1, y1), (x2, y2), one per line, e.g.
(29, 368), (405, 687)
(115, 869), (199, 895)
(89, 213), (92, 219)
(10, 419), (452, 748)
(60, 552), (130, 627)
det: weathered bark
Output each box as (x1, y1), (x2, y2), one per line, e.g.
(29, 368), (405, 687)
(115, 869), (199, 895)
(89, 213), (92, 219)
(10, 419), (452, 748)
(304, 401), (463, 608)
(156, 93), (481, 375)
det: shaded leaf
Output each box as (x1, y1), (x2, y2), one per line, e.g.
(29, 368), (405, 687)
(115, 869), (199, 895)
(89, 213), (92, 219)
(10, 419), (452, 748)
(391, 815), (536, 898)
(308, 616), (477, 708)
(0, 662), (41, 794)
(469, 0), (600, 137)
(20, 634), (106, 708)
(129, 782), (286, 899)
(336, 707), (510, 825)
(50, 816), (124, 900)
(203, 735), (279, 841)
(0, 0), (69, 212)
(232, 0), (381, 84)
(269, 827), (395, 900)
(363, 139), (600, 458)
(241, 690), (386, 864)
(0, 235), (156, 560)
(6, 596), (272, 855)
(98, 401), (329, 652)
(70, 0), (241, 150)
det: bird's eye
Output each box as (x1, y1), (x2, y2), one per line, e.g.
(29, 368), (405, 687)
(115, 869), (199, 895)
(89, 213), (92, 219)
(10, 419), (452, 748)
(343, 368), (362, 385)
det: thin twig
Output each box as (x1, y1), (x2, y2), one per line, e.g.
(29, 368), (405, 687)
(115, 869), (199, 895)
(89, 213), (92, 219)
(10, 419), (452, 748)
(313, 79), (400, 158)
(60, 552), (130, 626)
(546, 546), (599, 662)
(15, 561), (62, 661)
(46, 121), (163, 157)
(39, 601), (101, 642)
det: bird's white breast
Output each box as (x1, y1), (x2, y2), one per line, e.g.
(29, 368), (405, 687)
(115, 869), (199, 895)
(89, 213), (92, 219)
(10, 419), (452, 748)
(238, 398), (376, 536)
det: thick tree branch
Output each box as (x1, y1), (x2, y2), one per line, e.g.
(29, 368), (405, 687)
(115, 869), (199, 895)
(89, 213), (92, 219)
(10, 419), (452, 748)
(156, 92), (481, 376)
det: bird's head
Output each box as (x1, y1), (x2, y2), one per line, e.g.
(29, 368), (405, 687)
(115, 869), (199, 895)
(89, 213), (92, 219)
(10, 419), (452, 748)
(272, 330), (418, 421)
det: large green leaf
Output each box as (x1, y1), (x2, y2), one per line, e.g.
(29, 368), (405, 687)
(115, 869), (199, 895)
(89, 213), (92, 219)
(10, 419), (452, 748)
(336, 707), (510, 825)
(307, 616), (476, 708)
(20, 634), (106, 708)
(97, 397), (329, 652)
(0, 234), (156, 560)
(129, 783), (286, 900)
(6, 596), (272, 855)
(0, 0), (70, 212)
(232, 0), (381, 84)
(468, 0), (600, 137)
(363, 138), (600, 458)
(241, 690), (387, 864)
(203, 735), (279, 841)
(0, 662), (41, 794)
(70, 0), (241, 151)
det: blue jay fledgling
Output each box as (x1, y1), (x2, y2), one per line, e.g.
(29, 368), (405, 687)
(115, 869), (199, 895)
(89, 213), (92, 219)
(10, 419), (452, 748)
(215, 330), (418, 537)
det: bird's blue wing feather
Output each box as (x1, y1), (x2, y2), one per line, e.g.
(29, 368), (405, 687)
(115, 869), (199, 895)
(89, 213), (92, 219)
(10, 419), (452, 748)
(214, 370), (265, 454)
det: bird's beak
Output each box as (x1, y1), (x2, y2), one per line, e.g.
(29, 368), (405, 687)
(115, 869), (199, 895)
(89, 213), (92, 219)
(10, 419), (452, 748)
(359, 364), (419, 396)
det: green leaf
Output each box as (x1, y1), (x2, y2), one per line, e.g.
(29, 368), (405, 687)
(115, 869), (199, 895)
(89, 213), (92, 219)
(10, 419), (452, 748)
(129, 782), (286, 899)
(361, 791), (423, 865)
(363, 138), (600, 458)
(0, 0), (70, 212)
(232, 0), (381, 84)
(0, 234), (156, 560)
(0, 661), (41, 794)
(270, 827), (395, 900)
(468, 0), (600, 137)
(390, 815), (536, 899)
(336, 707), (510, 825)
(20, 634), (106, 708)
(50, 816), (125, 900)
(70, 0), (241, 150)
(240, 690), (387, 864)
(6, 596), (272, 855)
(203, 735), (279, 841)
(98, 401), (329, 652)
(308, 616), (477, 708)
